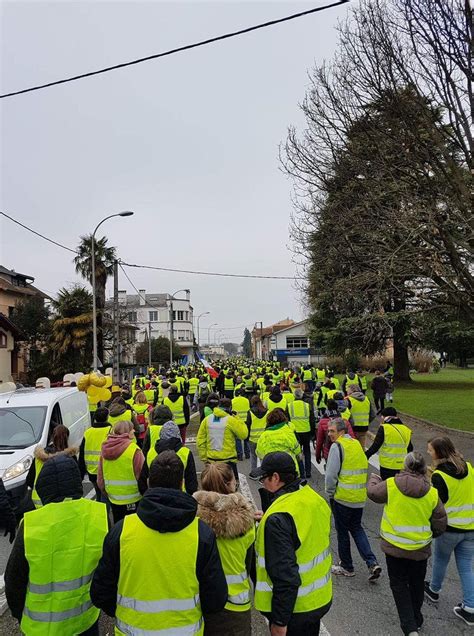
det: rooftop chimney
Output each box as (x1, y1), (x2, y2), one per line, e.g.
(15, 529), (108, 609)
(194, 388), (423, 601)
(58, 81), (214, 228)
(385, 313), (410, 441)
(118, 290), (127, 305)
(139, 290), (146, 306)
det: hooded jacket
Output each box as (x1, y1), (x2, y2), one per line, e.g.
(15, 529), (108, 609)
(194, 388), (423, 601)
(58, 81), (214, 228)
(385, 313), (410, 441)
(141, 405), (173, 457)
(193, 490), (255, 540)
(5, 455), (85, 621)
(371, 375), (389, 398)
(367, 470), (447, 560)
(431, 460), (470, 532)
(26, 445), (80, 488)
(346, 391), (376, 430)
(97, 433), (145, 495)
(165, 391), (190, 425)
(197, 407), (248, 463)
(109, 400), (136, 423)
(90, 487), (228, 617)
(139, 436), (198, 495)
(315, 416), (355, 462)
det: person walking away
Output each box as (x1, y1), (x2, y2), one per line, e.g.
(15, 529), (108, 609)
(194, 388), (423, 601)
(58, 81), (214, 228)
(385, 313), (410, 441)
(425, 436), (474, 626)
(90, 451), (227, 633)
(5, 455), (108, 635)
(386, 375), (395, 403)
(255, 452), (332, 635)
(140, 421), (198, 495)
(232, 389), (251, 461)
(325, 418), (382, 581)
(224, 373), (236, 399)
(132, 391), (151, 448)
(194, 463), (256, 636)
(368, 452), (446, 636)
(371, 370), (389, 413)
(196, 377), (212, 420)
(346, 384), (375, 449)
(79, 406), (111, 501)
(164, 385), (190, 444)
(27, 424), (80, 509)
(141, 404), (173, 465)
(358, 369), (368, 394)
(365, 407), (412, 480)
(288, 389), (315, 479)
(264, 386), (288, 415)
(98, 421), (145, 524)
(256, 408), (302, 476)
(197, 397), (248, 483)
(314, 400), (355, 467)
(341, 370), (362, 394)
(247, 396), (268, 480)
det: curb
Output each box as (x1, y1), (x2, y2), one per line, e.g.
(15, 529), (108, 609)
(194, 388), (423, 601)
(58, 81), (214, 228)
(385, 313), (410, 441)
(398, 411), (474, 439)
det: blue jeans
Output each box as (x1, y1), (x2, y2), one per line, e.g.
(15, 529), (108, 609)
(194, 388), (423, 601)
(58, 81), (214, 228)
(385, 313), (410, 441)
(430, 531), (474, 611)
(332, 500), (378, 571)
(236, 438), (250, 459)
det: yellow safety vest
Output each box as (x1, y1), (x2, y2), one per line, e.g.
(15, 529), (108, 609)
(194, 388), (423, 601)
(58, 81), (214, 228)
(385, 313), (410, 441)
(218, 527), (255, 612)
(334, 436), (368, 505)
(380, 477), (438, 550)
(379, 423), (412, 470)
(288, 400), (311, 433)
(345, 374), (360, 390)
(31, 458), (45, 509)
(108, 409), (132, 427)
(164, 396), (186, 425)
(22, 498), (108, 635)
(145, 425), (163, 467)
(224, 378), (235, 391)
(232, 396), (251, 423)
(265, 397), (287, 413)
(348, 396), (371, 428)
(102, 442), (141, 506)
(255, 485), (332, 613)
(256, 424), (300, 475)
(249, 412), (267, 444)
(143, 389), (156, 405)
(116, 515), (203, 635)
(282, 392), (295, 406)
(188, 378), (200, 395)
(432, 462), (474, 530)
(316, 369), (326, 382)
(84, 426), (111, 475)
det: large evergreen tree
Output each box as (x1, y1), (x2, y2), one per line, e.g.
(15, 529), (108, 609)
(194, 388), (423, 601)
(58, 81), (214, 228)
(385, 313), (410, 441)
(242, 328), (252, 358)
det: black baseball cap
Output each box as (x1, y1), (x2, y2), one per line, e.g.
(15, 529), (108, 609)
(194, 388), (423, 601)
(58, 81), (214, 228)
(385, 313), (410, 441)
(255, 451), (297, 478)
(380, 407), (397, 417)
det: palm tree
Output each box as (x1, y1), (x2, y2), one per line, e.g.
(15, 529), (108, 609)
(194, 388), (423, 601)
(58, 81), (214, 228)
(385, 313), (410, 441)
(74, 234), (116, 367)
(51, 285), (93, 373)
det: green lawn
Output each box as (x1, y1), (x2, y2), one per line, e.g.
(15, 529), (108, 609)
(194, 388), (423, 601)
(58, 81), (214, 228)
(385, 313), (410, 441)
(334, 368), (473, 431)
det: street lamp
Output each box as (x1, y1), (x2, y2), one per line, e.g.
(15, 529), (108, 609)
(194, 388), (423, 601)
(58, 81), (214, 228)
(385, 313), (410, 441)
(168, 288), (190, 367)
(207, 323), (217, 345)
(91, 211), (134, 371)
(195, 312), (210, 348)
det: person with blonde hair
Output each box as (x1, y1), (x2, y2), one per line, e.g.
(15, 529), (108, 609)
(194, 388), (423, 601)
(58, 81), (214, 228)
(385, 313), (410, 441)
(194, 462), (256, 635)
(425, 436), (474, 626)
(98, 420), (145, 524)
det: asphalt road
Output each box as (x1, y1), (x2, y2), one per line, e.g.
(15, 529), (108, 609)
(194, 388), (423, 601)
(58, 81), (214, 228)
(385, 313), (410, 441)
(0, 412), (472, 635)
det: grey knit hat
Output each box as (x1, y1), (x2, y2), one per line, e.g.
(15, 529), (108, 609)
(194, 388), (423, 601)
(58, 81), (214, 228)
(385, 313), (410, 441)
(160, 421), (181, 441)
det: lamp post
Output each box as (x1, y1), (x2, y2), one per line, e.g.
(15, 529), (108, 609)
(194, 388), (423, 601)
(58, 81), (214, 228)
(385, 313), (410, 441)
(195, 312), (210, 348)
(168, 288), (190, 367)
(91, 211), (134, 371)
(207, 323), (217, 345)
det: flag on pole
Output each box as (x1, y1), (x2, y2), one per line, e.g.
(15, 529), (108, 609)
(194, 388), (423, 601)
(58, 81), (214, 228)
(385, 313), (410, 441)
(196, 351), (219, 379)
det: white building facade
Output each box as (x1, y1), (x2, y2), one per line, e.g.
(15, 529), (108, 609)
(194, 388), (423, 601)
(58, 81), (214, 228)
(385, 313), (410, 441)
(117, 289), (194, 359)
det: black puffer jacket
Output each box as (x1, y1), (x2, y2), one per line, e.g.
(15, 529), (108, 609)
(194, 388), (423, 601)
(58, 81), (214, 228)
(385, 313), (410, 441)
(90, 487), (227, 617)
(5, 456), (84, 621)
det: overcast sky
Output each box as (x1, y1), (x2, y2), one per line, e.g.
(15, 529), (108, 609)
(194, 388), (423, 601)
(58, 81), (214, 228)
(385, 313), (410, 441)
(1, 0), (348, 343)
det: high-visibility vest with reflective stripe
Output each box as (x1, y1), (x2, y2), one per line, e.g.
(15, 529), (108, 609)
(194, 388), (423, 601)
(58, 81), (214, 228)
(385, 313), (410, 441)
(380, 477), (438, 550)
(360, 375), (368, 390)
(31, 458), (45, 509)
(256, 425), (300, 475)
(217, 526), (255, 612)
(164, 396), (186, 425)
(265, 397), (287, 413)
(334, 436), (368, 505)
(255, 485), (332, 613)
(116, 514), (203, 635)
(316, 369), (326, 382)
(103, 442), (141, 506)
(303, 369), (312, 381)
(143, 389), (156, 405)
(232, 396), (250, 424)
(108, 409), (132, 427)
(432, 462), (474, 530)
(282, 392), (295, 406)
(379, 423), (412, 470)
(84, 426), (111, 475)
(345, 374), (360, 390)
(224, 378), (235, 391)
(348, 396), (370, 427)
(22, 498), (108, 635)
(188, 378), (200, 395)
(145, 425), (163, 467)
(147, 445), (190, 493)
(288, 400), (311, 433)
(249, 411), (267, 444)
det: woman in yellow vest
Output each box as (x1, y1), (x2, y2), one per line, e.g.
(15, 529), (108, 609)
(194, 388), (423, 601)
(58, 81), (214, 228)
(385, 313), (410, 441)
(140, 422), (198, 495)
(141, 404), (173, 465)
(98, 420), (145, 524)
(256, 408), (302, 476)
(164, 385), (190, 444)
(194, 462), (257, 636)
(368, 452), (447, 635)
(425, 437), (474, 625)
(365, 407), (413, 481)
(132, 391), (152, 448)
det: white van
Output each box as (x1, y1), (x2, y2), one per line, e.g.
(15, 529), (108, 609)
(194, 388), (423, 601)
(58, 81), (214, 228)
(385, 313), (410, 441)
(0, 387), (90, 507)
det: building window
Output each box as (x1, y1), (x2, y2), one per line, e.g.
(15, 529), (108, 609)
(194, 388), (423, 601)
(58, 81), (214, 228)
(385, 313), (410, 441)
(177, 330), (186, 341)
(149, 311), (158, 322)
(0, 332), (7, 348)
(185, 311), (189, 321)
(127, 311), (137, 323)
(286, 336), (309, 349)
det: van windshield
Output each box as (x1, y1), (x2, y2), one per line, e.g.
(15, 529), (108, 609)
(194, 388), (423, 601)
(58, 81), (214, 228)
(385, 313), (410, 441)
(0, 407), (47, 448)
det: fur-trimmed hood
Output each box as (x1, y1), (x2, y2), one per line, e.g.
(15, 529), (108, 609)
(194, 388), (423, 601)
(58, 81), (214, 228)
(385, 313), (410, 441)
(34, 445), (78, 462)
(193, 490), (255, 539)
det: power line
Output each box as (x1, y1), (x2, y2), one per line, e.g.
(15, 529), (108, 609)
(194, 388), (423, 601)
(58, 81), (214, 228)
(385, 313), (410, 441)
(118, 263), (164, 311)
(121, 261), (303, 281)
(0, 210), (77, 254)
(0, 1), (349, 99)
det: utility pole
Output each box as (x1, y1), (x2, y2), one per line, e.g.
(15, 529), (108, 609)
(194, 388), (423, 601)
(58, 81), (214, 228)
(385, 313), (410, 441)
(169, 296), (174, 368)
(148, 322), (152, 370)
(112, 259), (120, 384)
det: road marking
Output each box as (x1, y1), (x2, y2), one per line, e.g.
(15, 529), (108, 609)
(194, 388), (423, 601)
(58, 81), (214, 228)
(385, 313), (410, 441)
(310, 445), (380, 475)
